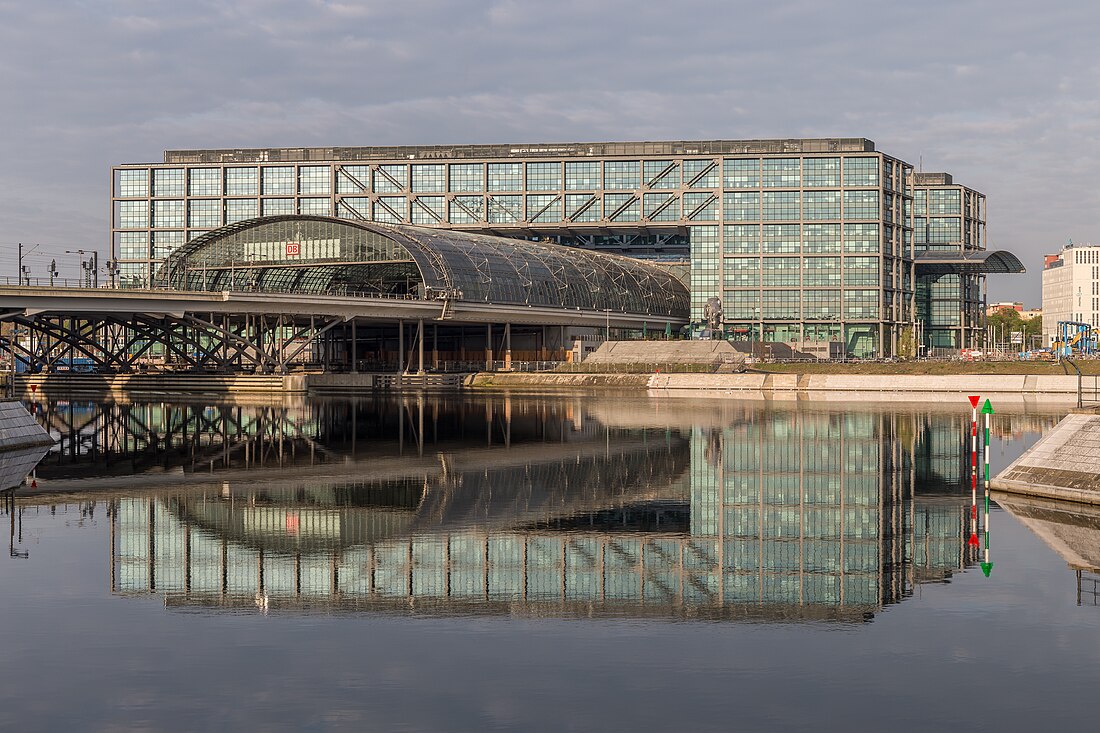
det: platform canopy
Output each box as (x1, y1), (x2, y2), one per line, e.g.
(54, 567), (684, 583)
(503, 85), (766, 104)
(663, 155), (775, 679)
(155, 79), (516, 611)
(913, 250), (1026, 275)
(165, 216), (688, 318)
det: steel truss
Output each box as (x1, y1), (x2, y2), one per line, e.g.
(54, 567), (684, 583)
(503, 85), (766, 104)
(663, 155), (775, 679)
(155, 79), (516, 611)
(0, 312), (348, 374)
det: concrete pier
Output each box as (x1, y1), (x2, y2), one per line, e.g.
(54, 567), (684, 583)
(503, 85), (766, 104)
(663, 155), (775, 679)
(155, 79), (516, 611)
(994, 413), (1100, 504)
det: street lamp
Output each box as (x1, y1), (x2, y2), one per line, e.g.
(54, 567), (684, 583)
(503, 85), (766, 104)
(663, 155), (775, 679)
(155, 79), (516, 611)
(604, 309), (610, 342)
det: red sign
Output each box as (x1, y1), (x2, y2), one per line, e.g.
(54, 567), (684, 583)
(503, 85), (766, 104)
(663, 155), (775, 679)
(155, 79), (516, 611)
(285, 242), (300, 256)
(968, 395), (980, 408)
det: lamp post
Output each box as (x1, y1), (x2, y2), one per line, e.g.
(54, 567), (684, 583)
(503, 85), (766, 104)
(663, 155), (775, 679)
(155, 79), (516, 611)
(604, 309), (610, 342)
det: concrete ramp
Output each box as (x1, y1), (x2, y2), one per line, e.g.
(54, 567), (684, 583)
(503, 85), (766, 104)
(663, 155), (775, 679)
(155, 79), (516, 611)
(994, 413), (1100, 503)
(583, 340), (746, 372)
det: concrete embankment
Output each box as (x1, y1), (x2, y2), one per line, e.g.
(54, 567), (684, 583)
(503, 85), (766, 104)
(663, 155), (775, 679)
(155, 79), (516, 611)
(468, 372), (1086, 398)
(993, 412), (1100, 505)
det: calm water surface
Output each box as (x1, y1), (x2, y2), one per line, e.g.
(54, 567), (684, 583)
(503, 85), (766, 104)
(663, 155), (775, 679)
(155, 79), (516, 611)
(1, 393), (1096, 732)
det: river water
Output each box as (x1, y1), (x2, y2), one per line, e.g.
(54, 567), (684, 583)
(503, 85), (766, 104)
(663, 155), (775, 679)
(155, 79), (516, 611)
(1, 393), (1096, 732)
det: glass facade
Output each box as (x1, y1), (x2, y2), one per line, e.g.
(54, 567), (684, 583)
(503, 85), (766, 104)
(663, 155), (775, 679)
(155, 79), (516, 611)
(112, 139), (932, 356)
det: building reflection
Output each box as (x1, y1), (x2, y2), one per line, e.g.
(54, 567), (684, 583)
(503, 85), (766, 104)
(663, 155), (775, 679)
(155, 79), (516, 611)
(69, 397), (1041, 622)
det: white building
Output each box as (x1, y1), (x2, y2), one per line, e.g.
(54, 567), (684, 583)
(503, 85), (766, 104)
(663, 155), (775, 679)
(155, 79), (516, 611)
(1041, 244), (1100, 345)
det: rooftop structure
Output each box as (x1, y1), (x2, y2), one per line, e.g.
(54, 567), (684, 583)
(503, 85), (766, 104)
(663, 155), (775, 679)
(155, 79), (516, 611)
(1041, 242), (1100, 346)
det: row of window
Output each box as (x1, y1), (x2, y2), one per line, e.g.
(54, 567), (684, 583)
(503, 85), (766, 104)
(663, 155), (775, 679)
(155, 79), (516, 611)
(722, 257), (882, 287)
(115, 192), (897, 229)
(114, 156), (889, 198)
(720, 289), (881, 320)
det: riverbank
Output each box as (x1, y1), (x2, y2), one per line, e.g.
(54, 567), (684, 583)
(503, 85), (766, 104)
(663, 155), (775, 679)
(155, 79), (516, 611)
(467, 371), (1089, 399)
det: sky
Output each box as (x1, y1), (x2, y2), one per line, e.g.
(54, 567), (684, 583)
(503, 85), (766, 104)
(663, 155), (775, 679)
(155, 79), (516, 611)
(2, 0), (1098, 306)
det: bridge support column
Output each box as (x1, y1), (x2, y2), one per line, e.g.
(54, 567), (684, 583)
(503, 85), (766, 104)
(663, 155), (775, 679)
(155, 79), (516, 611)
(432, 323), (438, 370)
(398, 320), (405, 374)
(417, 319), (425, 375)
(485, 323), (493, 371)
(504, 322), (512, 371)
(351, 319), (358, 373)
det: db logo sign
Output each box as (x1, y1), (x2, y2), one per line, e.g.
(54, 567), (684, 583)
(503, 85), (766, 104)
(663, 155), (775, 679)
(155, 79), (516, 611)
(285, 242), (301, 256)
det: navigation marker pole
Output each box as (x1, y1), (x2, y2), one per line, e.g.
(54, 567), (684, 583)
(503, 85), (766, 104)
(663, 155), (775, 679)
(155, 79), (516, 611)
(968, 395), (980, 547)
(981, 399), (995, 577)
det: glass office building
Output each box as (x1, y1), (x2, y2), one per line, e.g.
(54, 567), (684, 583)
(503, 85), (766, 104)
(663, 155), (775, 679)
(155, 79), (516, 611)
(911, 173), (986, 350)
(112, 138), (1007, 357)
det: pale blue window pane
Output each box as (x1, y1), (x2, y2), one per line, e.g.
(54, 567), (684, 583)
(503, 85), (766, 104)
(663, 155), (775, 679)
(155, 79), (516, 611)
(487, 163), (522, 192)
(803, 158), (840, 187)
(723, 224), (759, 254)
(525, 162), (561, 192)
(410, 196), (444, 224)
(449, 195), (484, 224)
(644, 193), (677, 221)
(449, 163), (484, 192)
(336, 165), (370, 194)
(299, 166), (331, 195)
(843, 190), (878, 219)
(374, 196), (406, 223)
(565, 194), (599, 222)
(804, 223), (842, 253)
(684, 192), (717, 221)
(723, 159), (759, 188)
(299, 197), (331, 216)
(337, 197), (370, 220)
(262, 167), (294, 195)
(262, 198), (295, 216)
(225, 167), (258, 196)
(374, 165), (407, 193)
(118, 169), (148, 197)
(644, 160), (678, 189)
(225, 198), (257, 224)
(763, 191), (800, 220)
(152, 168), (184, 197)
(843, 157), (879, 187)
(606, 193), (639, 221)
(152, 231), (184, 259)
(762, 158), (800, 188)
(683, 159), (718, 188)
(188, 168), (221, 196)
(411, 164), (445, 193)
(564, 161), (600, 190)
(843, 223), (880, 253)
(487, 195), (522, 223)
(804, 190), (840, 220)
(724, 192), (760, 221)
(526, 194), (560, 223)
(152, 200), (183, 228)
(604, 161), (640, 190)
(118, 231), (149, 259)
(118, 200), (149, 228)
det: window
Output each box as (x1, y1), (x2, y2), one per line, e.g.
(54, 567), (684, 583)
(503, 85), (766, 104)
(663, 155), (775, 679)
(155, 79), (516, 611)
(762, 158), (800, 188)
(605, 193), (639, 221)
(525, 162), (561, 192)
(843, 190), (878, 219)
(262, 167), (294, 195)
(337, 197), (370, 220)
(152, 231), (184, 260)
(843, 223), (879, 253)
(565, 194), (599, 222)
(118, 169), (148, 197)
(803, 289), (841, 318)
(565, 162), (600, 190)
(604, 161), (640, 190)
(803, 158), (840, 187)
(844, 257), (880, 286)
(526, 194), (561, 222)
(487, 194), (522, 223)
(152, 200), (184, 228)
(763, 191), (800, 220)
(411, 164), (445, 193)
(449, 164), (483, 192)
(803, 224), (841, 253)
(188, 168), (221, 196)
(683, 159), (718, 188)
(804, 257), (841, 286)
(262, 198), (295, 216)
(225, 168), (258, 196)
(762, 257), (800, 287)
(299, 198), (331, 216)
(299, 166), (331, 195)
(723, 225), (760, 254)
(644, 193), (677, 221)
(188, 200), (221, 228)
(723, 159), (759, 188)
(449, 196), (484, 223)
(928, 189), (961, 215)
(763, 224), (800, 254)
(118, 231), (149, 260)
(118, 200), (149, 228)
(410, 196), (444, 224)
(684, 192), (717, 221)
(644, 160), (678, 189)
(724, 192), (760, 221)
(152, 169), (184, 197)
(374, 196), (406, 223)
(844, 289), (879, 319)
(804, 190), (840, 220)
(723, 257), (760, 287)
(487, 163), (522, 192)
(226, 199), (257, 224)
(336, 166), (370, 194)
(763, 290), (800, 319)
(374, 165), (407, 193)
(843, 157), (879, 187)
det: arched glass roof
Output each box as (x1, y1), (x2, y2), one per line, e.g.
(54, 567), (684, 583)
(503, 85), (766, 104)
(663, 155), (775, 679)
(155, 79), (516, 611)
(166, 216), (688, 317)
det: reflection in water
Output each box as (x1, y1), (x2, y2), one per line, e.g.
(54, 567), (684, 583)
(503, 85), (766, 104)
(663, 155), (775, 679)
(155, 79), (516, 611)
(19, 396), (1052, 623)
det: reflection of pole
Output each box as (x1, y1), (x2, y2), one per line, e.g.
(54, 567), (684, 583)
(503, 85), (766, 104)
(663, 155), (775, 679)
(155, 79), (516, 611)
(968, 395), (980, 547)
(981, 398), (995, 576)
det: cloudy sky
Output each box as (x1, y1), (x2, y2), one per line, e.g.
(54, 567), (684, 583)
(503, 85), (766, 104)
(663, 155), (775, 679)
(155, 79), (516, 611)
(2, 0), (1097, 304)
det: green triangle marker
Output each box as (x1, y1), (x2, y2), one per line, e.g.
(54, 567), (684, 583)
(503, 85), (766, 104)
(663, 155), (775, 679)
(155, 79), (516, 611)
(980, 562), (993, 577)
(981, 399), (995, 415)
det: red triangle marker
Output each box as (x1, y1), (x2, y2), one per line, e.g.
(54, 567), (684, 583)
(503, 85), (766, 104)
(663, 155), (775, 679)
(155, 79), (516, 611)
(968, 534), (980, 547)
(968, 395), (980, 408)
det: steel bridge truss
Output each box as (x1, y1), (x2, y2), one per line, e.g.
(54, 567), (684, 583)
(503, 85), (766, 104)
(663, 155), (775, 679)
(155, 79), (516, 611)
(1, 311), (349, 374)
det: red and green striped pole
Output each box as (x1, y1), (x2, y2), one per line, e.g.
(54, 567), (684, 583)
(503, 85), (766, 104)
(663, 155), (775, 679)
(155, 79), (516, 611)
(968, 395), (980, 547)
(981, 398), (994, 576)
